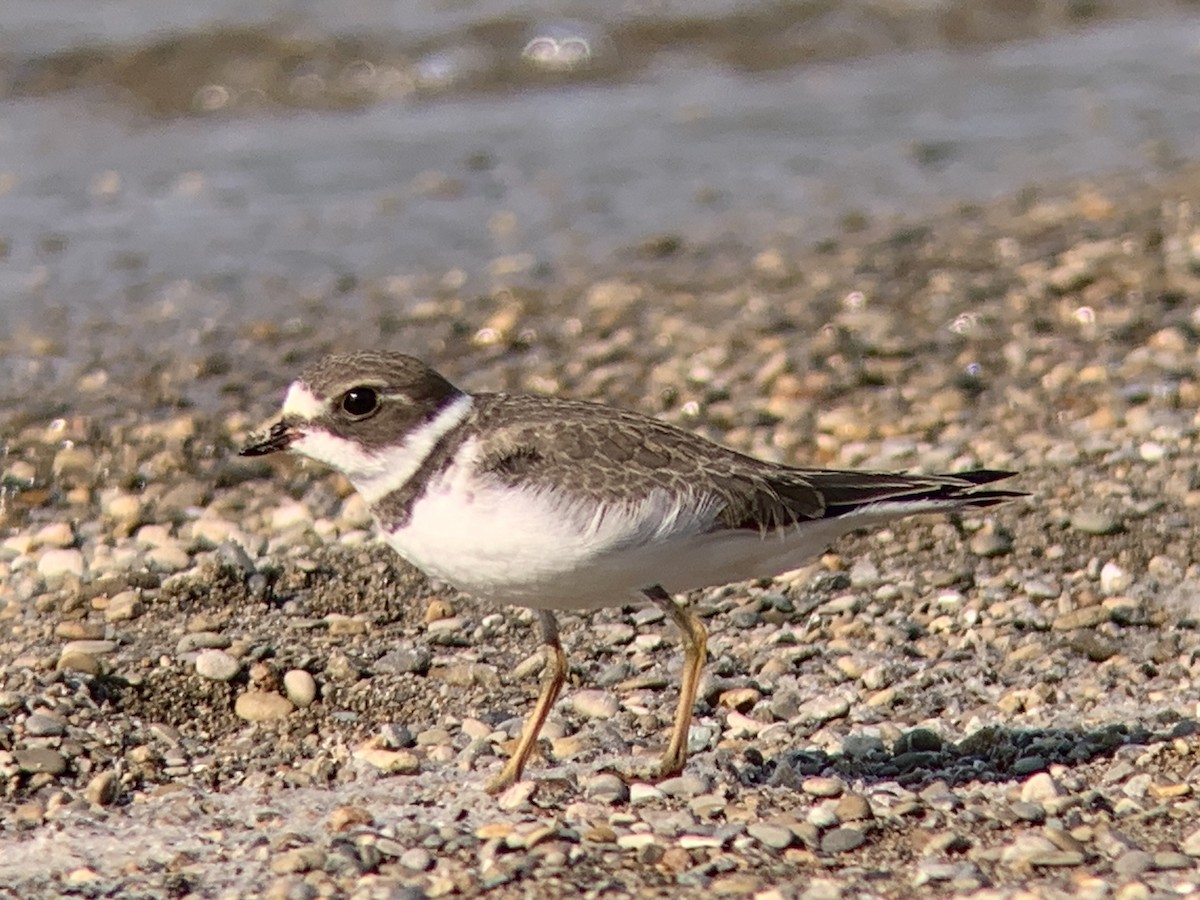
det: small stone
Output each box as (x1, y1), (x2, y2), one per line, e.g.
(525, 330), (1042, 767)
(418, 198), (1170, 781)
(25, 713), (66, 737)
(630, 783), (664, 803)
(146, 544), (191, 572)
(617, 833), (658, 851)
(353, 747), (420, 775)
(797, 694), (850, 724)
(803, 777), (845, 798)
(399, 848), (433, 871)
(1020, 772), (1062, 803)
(497, 781), (537, 811)
(1010, 801), (1046, 823)
(1099, 561), (1133, 594)
(834, 794), (873, 821)
(1181, 825), (1200, 857)
(105, 591), (144, 622)
(283, 669), (317, 707)
(584, 773), (629, 803)
(1071, 511), (1120, 535)
(570, 689), (619, 719)
(195, 649), (241, 682)
(56, 651), (100, 675)
(84, 771), (120, 806)
(718, 687), (761, 712)
(1113, 850), (1154, 877)
(14, 748), (67, 776)
(374, 647), (432, 675)
(969, 529), (1013, 557)
(821, 827), (866, 854)
(1052, 606), (1108, 631)
(234, 691), (294, 722)
(328, 805), (373, 832)
(34, 522), (75, 548)
(61, 639), (117, 656)
(37, 548), (85, 580)
(747, 823), (794, 850)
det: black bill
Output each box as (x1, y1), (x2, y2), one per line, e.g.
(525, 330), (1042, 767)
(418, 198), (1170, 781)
(239, 420), (296, 456)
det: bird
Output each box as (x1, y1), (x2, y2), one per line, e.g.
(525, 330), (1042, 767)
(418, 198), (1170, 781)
(240, 350), (1021, 793)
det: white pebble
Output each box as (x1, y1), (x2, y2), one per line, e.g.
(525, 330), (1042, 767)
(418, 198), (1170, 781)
(195, 649), (241, 682)
(1099, 561), (1132, 595)
(37, 548), (85, 580)
(283, 669), (317, 707)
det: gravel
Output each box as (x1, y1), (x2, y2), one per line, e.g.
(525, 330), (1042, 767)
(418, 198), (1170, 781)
(3, 162), (1200, 896)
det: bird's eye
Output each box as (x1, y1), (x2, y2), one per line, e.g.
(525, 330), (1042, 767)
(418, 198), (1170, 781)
(340, 386), (380, 418)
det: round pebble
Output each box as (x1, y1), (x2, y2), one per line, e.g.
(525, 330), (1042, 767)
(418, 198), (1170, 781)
(195, 649), (241, 682)
(283, 669), (317, 707)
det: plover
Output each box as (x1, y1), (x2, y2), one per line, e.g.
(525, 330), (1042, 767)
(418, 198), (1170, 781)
(241, 350), (1021, 792)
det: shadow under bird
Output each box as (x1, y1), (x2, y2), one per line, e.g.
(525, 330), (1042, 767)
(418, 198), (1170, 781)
(240, 350), (1022, 793)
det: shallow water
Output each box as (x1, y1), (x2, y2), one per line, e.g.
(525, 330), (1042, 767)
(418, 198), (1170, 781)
(0, 6), (1197, 363)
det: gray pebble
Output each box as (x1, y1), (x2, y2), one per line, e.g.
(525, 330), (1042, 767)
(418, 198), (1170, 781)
(821, 827), (866, 854)
(177, 632), (231, 653)
(14, 748), (67, 775)
(747, 823), (794, 850)
(195, 649), (241, 681)
(583, 773), (629, 803)
(1112, 850), (1154, 877)
(24, 713), (66, 737)
(399, 848), (433, 871)
(1010, 801), (1046, 823)
(374, 648), (431, 676)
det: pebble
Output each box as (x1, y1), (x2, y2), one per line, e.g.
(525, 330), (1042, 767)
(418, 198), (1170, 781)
(1099, 561), (1133, 594)
(56, 650), (100, 675)
(283, 670), (317, 707)
(821, 827), (866, 854)
(25, 712), (66, 737)
(803, 777), (845, 798)
(195, 649), (241, 682)
(37, 548), (85, 579)
(834, 794), (873, 821)
(747, 824), (794, 850)
(398, 848), (433, 871)
(797, 695), (850, 724)
(353, 747), (420, 774)
(104, 590), (144, 622)
(570, 689), (620, 719)
(234, 691), (294, 722)
(34, 522), (75, 548)
(584, 773), (629, 803)
(14, 748), (67, 776)
(85, 771), (120, 806)
(1071, 511), (1120, 535)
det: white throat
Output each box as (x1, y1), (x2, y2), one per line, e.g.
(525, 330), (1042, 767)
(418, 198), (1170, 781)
(290, 392), (475, 503)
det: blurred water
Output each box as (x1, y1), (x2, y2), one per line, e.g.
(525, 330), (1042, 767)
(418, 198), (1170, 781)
(0, 6), (1197, 350)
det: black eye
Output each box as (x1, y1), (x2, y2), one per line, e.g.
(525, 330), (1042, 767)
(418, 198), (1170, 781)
(341, 386), (380, 418)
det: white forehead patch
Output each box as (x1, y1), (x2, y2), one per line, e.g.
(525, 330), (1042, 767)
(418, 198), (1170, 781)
(281, 382), (326, 421)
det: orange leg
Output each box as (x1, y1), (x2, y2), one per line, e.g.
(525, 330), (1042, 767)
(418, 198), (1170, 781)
(644, 585), (708, 779)
(485, 609), (566, 794)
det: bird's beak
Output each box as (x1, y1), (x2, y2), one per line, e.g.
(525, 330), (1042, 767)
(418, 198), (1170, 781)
(239, 419), (298, 457)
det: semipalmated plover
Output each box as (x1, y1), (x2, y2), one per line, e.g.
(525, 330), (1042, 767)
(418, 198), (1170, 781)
(241, 351), (1021, 792)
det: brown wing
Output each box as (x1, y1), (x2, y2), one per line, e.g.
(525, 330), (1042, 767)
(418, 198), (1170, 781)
(470, 394), (1019, 534)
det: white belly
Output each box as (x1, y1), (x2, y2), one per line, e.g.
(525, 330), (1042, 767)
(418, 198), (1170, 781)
(375, 465), (901, 610)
